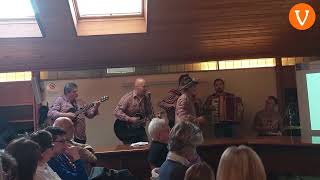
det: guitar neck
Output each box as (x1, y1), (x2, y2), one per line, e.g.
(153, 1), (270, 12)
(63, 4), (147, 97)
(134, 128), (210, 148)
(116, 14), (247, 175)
(73, 96), (108, 116)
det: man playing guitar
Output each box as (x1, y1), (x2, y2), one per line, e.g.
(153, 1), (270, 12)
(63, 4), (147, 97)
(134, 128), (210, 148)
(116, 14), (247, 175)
(114, 78), (154, 144)
(47, 82), (101, 144)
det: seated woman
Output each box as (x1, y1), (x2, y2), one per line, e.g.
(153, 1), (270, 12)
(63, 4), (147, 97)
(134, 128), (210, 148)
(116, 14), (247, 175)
(148, 117), (170, 170)
(159, 121), (203, 180)
(254, 96), (283, 136)
(216, 145), (266, 180)
(0, 151), (17, 180)
(5, 137), (41, 180)
(184, 162), (215, 180)
(30, 130), (61, 180)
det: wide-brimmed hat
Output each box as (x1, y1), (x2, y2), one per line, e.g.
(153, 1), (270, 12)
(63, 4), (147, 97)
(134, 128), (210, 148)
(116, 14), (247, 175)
(179, 74), (198, 90)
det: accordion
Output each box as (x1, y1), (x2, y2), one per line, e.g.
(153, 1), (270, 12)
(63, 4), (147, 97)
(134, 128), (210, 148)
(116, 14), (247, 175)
(211, 95), (243, 123)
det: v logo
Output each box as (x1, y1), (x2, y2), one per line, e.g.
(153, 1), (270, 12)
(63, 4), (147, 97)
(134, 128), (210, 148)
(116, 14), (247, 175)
(295, 10), (310, 26)
(289, 3), (316, 30)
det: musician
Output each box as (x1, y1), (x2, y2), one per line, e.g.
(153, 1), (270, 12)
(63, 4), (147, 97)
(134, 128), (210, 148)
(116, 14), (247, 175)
(158, 74), (187, 128)
(114, 78), (154, 144)
(203, 78), (243, 137)
(47, 82), (100, 144)
(254, 96), (283, 136)
(175, 75), (206, 125)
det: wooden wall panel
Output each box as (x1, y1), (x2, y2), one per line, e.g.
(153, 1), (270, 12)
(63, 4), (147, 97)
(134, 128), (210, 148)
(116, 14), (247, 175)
(0, 0), (319, 71)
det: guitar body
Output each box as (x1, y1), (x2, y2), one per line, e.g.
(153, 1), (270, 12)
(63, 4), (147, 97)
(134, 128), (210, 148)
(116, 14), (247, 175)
(66, 107), (79, 123)
(113, 113), (146, 143)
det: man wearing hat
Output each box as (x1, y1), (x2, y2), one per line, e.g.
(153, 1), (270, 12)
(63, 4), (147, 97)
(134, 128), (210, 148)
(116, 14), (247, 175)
(159, 74), (189, 128)
(175, 75), (206, 125)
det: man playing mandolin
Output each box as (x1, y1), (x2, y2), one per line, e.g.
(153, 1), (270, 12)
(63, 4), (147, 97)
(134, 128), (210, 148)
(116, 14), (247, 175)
(48, 82), (101, 144)
(114, 78), (154, 144)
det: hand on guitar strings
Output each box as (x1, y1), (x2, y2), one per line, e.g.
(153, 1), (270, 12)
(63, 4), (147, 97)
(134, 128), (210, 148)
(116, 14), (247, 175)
(128, 116), (141, 124)
(94, 101), (101, 108)
(65, 112), (77, 119)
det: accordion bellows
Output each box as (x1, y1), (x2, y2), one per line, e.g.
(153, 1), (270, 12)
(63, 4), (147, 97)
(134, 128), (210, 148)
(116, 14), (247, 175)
(211, 95), (243, 123)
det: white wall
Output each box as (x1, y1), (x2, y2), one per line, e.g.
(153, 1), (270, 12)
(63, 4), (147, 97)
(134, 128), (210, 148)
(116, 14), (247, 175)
(42, 67), (277, 148)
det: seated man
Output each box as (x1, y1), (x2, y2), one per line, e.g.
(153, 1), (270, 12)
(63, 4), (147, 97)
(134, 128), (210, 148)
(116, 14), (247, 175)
(148, 117), (170, 169)
(45, 126), (88, 180)
(53, 117), (97, 174)
(254, 96), (283, 136)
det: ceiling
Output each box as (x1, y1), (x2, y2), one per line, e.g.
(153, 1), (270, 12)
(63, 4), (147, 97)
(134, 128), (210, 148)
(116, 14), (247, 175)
(0, 0), (319, 72)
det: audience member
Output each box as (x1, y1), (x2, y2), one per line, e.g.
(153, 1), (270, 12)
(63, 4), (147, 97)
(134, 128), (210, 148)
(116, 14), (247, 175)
(216, 145), (266, 180)
(160, 121), (203, 180)
(53, 117), (97, 174)
(45, 126), (88, 180)
(148, 117), (170, 169)
(29, 130), (61, 180)
(0, 151), (17, 180)
(5, 137), (41, 180)
(184, 162), (215, 180)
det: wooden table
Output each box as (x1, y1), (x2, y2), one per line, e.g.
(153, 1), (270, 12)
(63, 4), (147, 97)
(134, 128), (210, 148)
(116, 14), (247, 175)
(95, 137), (320, 179)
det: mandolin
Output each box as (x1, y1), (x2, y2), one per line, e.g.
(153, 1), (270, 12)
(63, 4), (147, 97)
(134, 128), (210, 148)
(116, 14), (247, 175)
(67, 96), (109, 123)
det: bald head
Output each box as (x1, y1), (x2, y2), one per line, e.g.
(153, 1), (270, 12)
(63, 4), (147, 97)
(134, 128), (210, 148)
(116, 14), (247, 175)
(134, 78), (147, 97)
(134, 78), (146, 87)
(53, 117), (74, 140)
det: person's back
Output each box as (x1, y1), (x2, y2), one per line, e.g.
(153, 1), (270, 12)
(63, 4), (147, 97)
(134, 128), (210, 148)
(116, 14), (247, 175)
(5, 137), (41, 180)
(159, 121), (204, 180)
(160, 159), (188, 180)
(148, 141), (168, 168)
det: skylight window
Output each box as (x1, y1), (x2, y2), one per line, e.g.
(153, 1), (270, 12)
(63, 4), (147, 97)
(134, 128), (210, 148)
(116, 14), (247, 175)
(76, 0), (143, 17)
(0, 0), (43, 38)
(0, 0), (36, 19)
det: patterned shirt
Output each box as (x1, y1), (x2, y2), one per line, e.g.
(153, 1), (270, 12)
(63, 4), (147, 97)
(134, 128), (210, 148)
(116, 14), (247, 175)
(175, 93), (196, 123)
(159, 89), (181, 128)
(47, 96), (98, 141)
(114, 90), (154, 123)
(254, 110), (283, 134)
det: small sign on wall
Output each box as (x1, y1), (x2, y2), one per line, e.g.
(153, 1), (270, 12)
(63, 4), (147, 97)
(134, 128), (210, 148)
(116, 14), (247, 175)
(47, 82), (57, 92)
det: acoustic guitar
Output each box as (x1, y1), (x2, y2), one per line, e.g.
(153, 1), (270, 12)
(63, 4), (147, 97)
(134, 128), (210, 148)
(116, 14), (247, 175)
(114, 111), (166, 142)
(113, 113), (146, 142)
(67, 96), (109, 123)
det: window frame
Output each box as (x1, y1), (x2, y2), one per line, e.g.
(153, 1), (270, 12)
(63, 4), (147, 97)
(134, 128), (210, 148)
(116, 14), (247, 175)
(73, 0), (145, 20)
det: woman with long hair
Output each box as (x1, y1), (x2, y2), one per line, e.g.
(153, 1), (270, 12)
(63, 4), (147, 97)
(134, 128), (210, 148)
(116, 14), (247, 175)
(5, 137), (41, 180)
(216, 145), (266, 180)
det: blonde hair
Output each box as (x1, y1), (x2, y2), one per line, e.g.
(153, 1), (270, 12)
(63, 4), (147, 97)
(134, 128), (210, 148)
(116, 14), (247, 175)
(216, 145), (266, 180)
(184, 162), (215, 180)
(148, 118), (167, 140)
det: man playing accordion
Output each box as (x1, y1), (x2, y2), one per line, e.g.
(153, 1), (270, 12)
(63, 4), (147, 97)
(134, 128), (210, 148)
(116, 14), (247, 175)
(203, 78), (243, 137)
